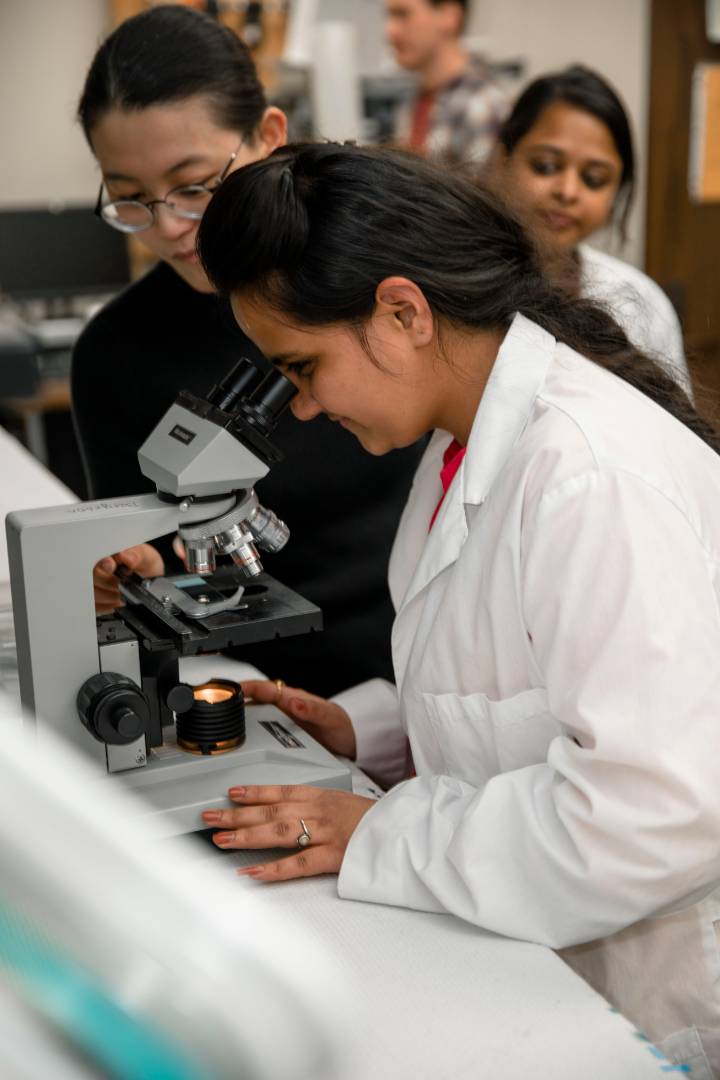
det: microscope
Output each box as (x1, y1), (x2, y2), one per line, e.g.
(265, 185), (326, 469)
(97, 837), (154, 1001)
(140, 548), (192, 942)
(6, 359), (351, 834)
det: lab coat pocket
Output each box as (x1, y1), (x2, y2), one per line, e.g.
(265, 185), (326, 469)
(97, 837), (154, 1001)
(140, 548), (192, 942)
(421, 687), (559, 785)
(488, 688), (561, 773)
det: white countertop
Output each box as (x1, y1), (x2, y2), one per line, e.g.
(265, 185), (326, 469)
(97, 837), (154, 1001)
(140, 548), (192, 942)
(179, 658), (670, 1080)
(190, 830), (670, 1080)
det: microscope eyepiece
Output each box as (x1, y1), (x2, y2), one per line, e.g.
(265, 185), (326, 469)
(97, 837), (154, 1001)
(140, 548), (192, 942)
(233, 369), (297, 439)
(206, 357), (264, 414)
(206, 362), (296, 433)
(251, 370), (298, 419)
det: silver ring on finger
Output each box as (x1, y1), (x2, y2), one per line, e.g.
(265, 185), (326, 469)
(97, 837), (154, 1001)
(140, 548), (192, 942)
(296, 818), (312, 848)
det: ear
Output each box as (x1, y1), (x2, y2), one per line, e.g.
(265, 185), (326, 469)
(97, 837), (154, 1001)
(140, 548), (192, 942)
(374, 277), (434, 347)
(255, 107), (288, 158)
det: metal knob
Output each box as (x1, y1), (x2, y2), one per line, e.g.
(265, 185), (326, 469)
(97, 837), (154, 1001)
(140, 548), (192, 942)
(77, 672), (149, 746)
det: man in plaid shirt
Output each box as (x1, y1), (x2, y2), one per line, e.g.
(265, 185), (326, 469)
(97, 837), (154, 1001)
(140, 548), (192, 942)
(386, 0), (508, 165)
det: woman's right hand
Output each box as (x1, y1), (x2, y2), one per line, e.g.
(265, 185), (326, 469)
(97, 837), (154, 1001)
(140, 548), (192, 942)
(93, 543), (164, 614)
(242, 679), (357, 759)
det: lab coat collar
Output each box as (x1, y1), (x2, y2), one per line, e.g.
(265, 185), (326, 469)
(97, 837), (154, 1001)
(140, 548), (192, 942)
(461, 313), (556, 507)
(395, 314), (556, 613)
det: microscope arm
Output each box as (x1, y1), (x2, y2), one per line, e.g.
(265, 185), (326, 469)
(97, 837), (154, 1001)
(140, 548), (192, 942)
(6, 492), (235, 762)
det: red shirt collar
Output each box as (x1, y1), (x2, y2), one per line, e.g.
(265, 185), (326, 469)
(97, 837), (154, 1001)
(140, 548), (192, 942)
(429, 438), (466, 530)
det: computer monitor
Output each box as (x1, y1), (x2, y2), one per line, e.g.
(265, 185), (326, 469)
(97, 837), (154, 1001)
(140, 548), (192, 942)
(0, 204), (130, 302)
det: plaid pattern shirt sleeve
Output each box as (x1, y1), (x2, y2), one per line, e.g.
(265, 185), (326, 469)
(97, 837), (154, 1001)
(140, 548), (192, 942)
(415, 55), (509, 166)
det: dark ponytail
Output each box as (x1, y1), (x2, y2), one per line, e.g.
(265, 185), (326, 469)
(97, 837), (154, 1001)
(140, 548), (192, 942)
(78, 5), (266, 144)
(198, 142), (719, 454)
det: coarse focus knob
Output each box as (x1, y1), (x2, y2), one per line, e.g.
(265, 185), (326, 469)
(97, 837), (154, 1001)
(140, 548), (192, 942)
(77, 672), (149, 746)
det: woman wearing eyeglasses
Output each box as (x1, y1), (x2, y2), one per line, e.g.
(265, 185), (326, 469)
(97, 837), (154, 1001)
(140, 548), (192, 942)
(71, 5), (426, 697)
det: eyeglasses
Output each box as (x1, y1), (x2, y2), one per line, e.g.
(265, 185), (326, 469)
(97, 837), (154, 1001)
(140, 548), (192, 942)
(94, 142), (243, 234)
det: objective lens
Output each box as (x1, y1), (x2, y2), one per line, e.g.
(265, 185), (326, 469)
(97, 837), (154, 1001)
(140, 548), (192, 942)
(213, 522), (250, 556)
(184, 539), (216, 575)
(230, 540), (263, 578)
(211, 523), (264, 575)
(246, 504), (290, 553)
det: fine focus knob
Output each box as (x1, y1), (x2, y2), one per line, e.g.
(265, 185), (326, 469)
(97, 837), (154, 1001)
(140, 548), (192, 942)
(77, 672), (149, 746)
(166, 682), (195, 716)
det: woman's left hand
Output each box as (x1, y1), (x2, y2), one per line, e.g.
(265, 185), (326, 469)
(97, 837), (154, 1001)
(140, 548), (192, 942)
(201, 784), (376, 881)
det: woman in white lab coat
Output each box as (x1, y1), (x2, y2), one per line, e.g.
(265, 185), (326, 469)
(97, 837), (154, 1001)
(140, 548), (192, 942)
(493, 65), (690, 389)
(197, 143), (720, 1077)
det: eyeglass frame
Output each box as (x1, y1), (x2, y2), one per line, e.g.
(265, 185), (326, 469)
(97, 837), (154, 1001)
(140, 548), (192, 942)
(93, 140), (244, 233)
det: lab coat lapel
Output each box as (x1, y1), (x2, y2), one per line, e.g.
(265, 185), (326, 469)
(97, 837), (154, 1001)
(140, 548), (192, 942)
(395, 314), (557, 616)
(387, 430), (457, 611)
(390, 472), (468, 692)
(404, 463), (469, 604)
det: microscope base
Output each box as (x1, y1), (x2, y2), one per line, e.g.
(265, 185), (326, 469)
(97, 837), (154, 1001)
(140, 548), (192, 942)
(117, 702), (353, 837)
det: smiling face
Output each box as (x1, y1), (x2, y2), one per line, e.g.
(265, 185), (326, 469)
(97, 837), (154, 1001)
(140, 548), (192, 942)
(230, 287), (445, 455)
(90, 97), (285, 292)
(501, 101), (623, 253)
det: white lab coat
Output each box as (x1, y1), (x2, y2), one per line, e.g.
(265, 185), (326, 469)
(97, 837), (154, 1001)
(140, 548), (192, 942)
(579, 243), (691, 391)
(335, 314), (720, 1078)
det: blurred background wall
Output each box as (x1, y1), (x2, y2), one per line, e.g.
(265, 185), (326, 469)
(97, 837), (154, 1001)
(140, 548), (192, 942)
(0, 1), (110, 205)
(0, 0), (650, 263)
(0, 0), (716, 417)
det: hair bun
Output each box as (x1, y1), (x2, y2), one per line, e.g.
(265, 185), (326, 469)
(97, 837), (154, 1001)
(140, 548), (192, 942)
(198, 151), (311, 292)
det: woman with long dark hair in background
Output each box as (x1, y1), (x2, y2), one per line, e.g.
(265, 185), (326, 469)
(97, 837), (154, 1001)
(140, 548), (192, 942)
(493, 65), (689, 388)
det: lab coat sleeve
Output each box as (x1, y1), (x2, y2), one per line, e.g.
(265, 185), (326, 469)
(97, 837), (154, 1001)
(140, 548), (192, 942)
(338, 469), (720, 947)
(579, 245), (690, 396)
(332, 678), (409, 789)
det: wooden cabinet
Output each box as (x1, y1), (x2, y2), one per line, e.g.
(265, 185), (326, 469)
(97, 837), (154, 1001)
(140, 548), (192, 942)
(646, 0), (720, 401)
(109, 1), (288, 90)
